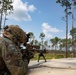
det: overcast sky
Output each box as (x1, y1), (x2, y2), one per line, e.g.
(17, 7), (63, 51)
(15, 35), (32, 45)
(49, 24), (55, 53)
(3, 0), (76, 41)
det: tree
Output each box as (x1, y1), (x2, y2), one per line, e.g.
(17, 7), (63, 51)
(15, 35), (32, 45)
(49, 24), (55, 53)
(70, 28), (76, 56)
(29, 32), (35, 45)
(39, 32), (45, 49)
(71, 0), (76, 57)
(34, 39), (38, 45)
(50, 38), (55, 50)
(56, 0), (72, 58)
(70, 28), (76, 38)
(59, 38), (72, 55)
(38, 42), (42, 47)
(60, 39), (66, 51)
(0, 0), (13, 32)
(50, 37), (60, 54)
(68, 38), (72, 51)
(44, 40), (48, 49)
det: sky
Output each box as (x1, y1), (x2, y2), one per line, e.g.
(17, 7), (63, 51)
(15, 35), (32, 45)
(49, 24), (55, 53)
(3, 0), (76, 41)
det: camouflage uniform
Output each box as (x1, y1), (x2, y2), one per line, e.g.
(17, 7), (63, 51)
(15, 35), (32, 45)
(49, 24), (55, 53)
(0, 37), (29, 75)
(0, 25), (29, 75)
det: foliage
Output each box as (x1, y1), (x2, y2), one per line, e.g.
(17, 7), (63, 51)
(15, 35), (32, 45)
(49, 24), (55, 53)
(50, 37), (60, 50)
(34, 39), (39, 45)
(28, 32), (35, 44)
(70, 28), (76, 38)
(1, 0), (13, 12)
(39, 32), (45, 40)
(56, 0), (76, 6)
(56, 0), (72, 8)
(55, 54), (65, 59)
(29, 32), (35, 39)
(39, 32), (45, 49)
(0, 0), (13, 29)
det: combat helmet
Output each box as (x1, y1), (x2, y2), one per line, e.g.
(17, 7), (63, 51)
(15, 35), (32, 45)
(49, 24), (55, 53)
(3, 25), (27, 46)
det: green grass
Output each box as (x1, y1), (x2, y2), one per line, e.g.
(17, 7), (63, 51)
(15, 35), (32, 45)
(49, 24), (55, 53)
(55, 54), (65, 59)
(31, 53), (65, 60)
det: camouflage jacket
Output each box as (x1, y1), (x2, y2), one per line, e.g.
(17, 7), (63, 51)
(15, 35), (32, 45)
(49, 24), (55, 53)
(0, 37), (21, 60)
(0, 37), (27, 75)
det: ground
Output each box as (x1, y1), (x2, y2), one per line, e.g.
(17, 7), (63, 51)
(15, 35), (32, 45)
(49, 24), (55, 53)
(28, 58), (76, 75)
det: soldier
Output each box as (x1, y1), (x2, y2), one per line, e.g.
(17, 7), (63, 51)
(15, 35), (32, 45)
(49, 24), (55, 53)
(38, 49), (47, 62)
(0, 25), (30, 75)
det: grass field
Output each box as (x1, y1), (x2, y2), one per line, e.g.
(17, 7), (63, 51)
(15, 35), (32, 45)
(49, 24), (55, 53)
(31, 53), (66, 60)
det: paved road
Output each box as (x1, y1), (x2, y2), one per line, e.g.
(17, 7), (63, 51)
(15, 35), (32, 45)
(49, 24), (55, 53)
(28, 58), (76, 75)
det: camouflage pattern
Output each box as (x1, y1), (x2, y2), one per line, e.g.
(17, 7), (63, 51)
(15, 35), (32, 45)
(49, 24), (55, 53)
(0, 25), (30, 75)
(0, 37), (28, 75)
(3, 25), (27, 45)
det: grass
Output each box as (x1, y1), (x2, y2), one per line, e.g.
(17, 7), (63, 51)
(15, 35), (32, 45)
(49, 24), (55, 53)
(31, 53), (65, 60)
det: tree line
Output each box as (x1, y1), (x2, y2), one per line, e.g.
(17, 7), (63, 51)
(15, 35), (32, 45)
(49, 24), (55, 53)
(28, 31), (76, 54)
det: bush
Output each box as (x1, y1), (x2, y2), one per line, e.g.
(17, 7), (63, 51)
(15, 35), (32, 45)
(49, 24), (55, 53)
(55, 54), (65, 59)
